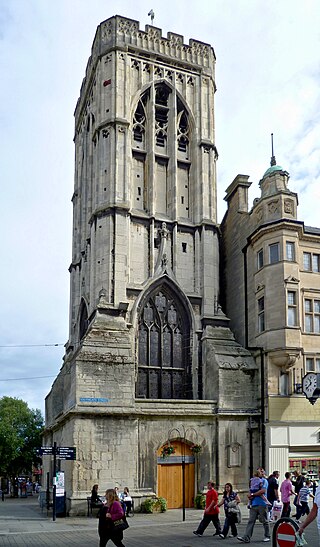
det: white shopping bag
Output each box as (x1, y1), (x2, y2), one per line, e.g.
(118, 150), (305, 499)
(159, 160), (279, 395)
(271, 500), (283, 521)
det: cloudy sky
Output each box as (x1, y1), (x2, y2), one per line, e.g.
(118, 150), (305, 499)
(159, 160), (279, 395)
(1, 0), (319, 415)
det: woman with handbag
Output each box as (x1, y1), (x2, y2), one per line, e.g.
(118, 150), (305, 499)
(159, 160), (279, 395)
(217, 482), (241, 539)
(98, 488), (128, 547)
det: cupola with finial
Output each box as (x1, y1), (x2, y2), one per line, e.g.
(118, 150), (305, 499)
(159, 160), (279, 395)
(253, 134), (298, 223)
(259, 133), (290, 197)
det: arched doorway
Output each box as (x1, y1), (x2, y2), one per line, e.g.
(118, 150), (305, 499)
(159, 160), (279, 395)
(157, 441), (195, 508)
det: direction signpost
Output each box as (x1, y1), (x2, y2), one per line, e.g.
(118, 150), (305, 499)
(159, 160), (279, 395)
(38, 444), (76, 521)
(39, 446), (54, 456)
(57, 447), (76, 460)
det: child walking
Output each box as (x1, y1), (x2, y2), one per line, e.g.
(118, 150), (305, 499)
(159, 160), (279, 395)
(296, 480), (314, 522)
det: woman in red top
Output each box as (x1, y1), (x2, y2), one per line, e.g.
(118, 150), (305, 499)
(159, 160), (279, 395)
(193, 481), (222, 537)
(98, 488), (126, 547)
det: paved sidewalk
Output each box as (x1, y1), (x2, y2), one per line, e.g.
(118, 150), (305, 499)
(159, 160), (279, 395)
(0, 496), (319, 546)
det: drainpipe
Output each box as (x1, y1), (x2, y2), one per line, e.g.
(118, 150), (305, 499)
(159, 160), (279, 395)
(243, 245), (266, 471)
(215, 417), (219, 489)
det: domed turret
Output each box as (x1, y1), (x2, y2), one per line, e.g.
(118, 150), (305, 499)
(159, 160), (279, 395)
(252, 134), (297, 223)
(259, 134), (290, 197)
(263, 163), (284, 178)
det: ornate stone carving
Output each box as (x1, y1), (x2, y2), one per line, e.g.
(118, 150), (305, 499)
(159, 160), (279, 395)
(101, 21), (112, 43)
(131, 60), (140, 70)
(169, 35), (182, 46)
(154, 66), (163, 77)
(118, 18), (138, 34)
(284, 199), (293, 214)
(191, 42), (209, 57)
(159, 222), (169, 240)
(147, 27), (161, 40)
(268, 199), (279, 213)
(284, 275), (300, 284)
(269, 350), (300, 371)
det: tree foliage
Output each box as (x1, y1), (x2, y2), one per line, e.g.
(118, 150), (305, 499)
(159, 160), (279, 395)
(0, 396), (44, 478)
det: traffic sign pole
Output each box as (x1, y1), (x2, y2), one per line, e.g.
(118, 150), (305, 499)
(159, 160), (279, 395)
(52, 442), (57, 522)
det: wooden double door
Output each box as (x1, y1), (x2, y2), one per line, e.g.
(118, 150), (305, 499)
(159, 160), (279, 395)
(157, 441), (195, 509)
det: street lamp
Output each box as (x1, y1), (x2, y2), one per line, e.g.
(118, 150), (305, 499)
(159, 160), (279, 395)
(167, 425), (199, 521)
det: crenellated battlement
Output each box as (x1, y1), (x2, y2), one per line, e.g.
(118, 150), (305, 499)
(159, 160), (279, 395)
(75, 15), (215, 118)
(97, 15), (215, 65)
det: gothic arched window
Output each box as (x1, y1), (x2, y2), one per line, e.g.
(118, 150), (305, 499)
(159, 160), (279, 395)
(79, 300), (88, 340)
(131, 81), (191, 218)
(136, 286), (191, 399)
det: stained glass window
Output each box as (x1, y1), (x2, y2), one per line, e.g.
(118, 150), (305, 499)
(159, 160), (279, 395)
(136, 287), (191, 399)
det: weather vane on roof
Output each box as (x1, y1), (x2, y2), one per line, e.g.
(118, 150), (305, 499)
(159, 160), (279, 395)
(148, 9), (155, 25)
(270, 133), (276, 166)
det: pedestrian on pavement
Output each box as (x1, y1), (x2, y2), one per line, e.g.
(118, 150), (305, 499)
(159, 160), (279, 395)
(298, 483), (320, 541)
(98, 488), (126, 547)
(267, 470), (280, 518)
(292, 470), (304, 517)
(280, 472), (295, 517)
(296, 480), (314, 522)
(217, 482), (241, 539)
(237, 467), (271, 543)
(119, 487), (133, 517)
(193, 481), (222, 537)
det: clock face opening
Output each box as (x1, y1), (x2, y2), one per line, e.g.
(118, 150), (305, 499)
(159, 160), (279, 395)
(303, 373), (318, 397)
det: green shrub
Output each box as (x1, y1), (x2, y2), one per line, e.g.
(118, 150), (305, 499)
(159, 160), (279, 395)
(194, 493), (206, 509)
(154, 496), (167, 512)
(141, 496), (167, 513)
(142, 497), (155, 513)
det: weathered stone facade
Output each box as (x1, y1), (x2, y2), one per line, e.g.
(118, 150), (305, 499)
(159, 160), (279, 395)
(221, 159), (320, 482)
(44, 15), (261, 515)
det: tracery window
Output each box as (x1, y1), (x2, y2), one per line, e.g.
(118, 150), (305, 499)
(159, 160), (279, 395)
(136, 287), (191, 399)
(132, 91), (148, 148)
(131, 81), (191, 217)
(155, 85), (170, 151)
(177, 97), (189, 157)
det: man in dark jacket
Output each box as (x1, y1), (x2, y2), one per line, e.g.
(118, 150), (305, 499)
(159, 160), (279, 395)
(292, 470), (304, 516)
(267, 471), (280, 508)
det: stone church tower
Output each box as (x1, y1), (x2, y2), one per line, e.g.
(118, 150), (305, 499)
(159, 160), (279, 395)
(44, 15), (261, 515)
